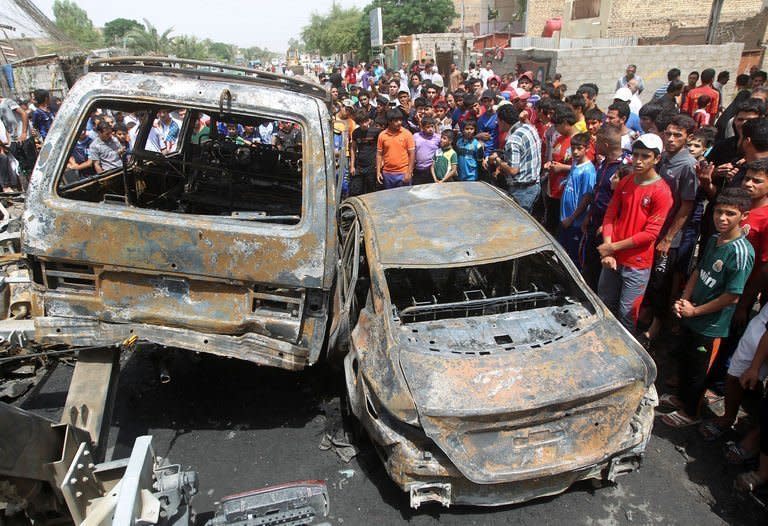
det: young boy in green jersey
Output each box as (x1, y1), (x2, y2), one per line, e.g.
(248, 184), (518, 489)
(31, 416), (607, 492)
(661, 187), (755, 427)
(431, 130), (458, 183)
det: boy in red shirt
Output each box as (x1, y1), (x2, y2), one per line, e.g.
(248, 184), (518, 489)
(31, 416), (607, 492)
(542, 106), (578, 234)
(681, 68), (719, 123)
(598, 134), (674, 332)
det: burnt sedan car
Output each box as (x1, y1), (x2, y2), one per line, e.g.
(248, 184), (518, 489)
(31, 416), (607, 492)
(333, 182), (658, 508)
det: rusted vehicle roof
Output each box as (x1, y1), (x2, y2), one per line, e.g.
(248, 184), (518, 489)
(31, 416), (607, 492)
(351, 182), (550, 267)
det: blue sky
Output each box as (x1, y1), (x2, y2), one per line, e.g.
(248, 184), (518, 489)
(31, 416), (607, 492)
(35, 0), (368, 52)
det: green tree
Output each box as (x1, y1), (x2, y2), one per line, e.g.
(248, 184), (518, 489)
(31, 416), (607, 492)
(358, 0), (458, 58)
(301, 5), (363, 56)
(103, 18), (143, 46)
(126, 19), (174, 55)
(53, 0), (102, 50)
(242, 46), (278, 65)
(172, 35), (209, 60)
(207, 41), (236, 63)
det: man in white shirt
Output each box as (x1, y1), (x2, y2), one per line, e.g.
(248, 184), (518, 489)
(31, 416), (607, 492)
(258, 121), (276, 145)
(480, 60), (495, 88)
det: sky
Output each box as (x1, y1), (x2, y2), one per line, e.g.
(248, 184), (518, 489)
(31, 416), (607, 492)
(34, 0), (369, 52)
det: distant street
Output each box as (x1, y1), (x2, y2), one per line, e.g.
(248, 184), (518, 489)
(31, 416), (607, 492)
(18, 349), (765, 525)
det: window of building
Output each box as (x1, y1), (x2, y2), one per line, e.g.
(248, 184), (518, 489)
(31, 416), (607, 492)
(571, 0), (601, 20)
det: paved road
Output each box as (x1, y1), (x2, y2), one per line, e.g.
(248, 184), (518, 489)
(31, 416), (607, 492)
(18, 348), (766, 525)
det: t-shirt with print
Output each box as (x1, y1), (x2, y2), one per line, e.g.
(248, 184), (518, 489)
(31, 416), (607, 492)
(601, 175), (674, 269)
(683, 234), (754, 337)
(433, 148), (457, 181)
(455, 137), (484, 181)
(377, 127), (415, 174)
(658, 147), (698, 248)
(741, 205), (768, 269)
(548, 134), (571, 199)
(352, 126), (381, 174)
(560, 161), (597, 227)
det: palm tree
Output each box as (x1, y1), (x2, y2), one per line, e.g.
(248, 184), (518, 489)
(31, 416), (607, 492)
(126, 19), (174, 55)
(172, 35), (209, 60)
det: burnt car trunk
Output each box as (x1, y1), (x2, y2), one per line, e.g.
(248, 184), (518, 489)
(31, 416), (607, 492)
(397, 317), (654, 484)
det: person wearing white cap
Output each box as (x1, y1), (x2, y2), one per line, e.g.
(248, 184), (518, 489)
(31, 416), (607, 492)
(613, 87), (643, 130)
(596, 133), (674, 332)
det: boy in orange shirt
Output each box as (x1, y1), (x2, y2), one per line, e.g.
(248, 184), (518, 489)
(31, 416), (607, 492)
(376, 109), (415, 189)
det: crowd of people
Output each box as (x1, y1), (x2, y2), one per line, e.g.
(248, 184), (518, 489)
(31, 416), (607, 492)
(324, 58), (768, 496)
(2, 56), (768, 497)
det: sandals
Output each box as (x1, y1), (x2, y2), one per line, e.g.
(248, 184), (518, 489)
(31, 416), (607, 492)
(699, 420), (731, 441)
(724, 441), (759, 465)
(659, 393), (684, 410)
(735, 470), (767, 492)
(660, 410), (701, 428)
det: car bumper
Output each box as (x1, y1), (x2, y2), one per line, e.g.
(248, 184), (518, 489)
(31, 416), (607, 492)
(357, 381), (657, 508)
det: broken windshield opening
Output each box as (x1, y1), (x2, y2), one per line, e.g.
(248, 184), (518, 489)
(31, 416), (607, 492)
(385, 251), (595, 323)
(56, 101), (303, 224)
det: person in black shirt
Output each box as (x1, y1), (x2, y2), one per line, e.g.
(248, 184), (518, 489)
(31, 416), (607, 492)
(350, 111), (381, 195)
(356, 91), (376, 120)
(373, 96), (389, 128)
(329, 67), (343, 92)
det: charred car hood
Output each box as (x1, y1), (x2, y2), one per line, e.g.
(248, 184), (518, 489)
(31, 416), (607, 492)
(396, 310), (655, 484)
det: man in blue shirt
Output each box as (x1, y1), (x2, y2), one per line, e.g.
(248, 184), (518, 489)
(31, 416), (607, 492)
(31, 89), (54, 141)
(476, 90), (499, 156)
(373, 60), (385, 82)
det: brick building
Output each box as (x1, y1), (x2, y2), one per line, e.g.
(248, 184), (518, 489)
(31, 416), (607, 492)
(454, 1), (767, 44)
(525, 0), (768, 41)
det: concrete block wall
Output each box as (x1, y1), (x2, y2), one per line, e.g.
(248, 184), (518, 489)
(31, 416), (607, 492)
(523, 0), (765, 39)
(553, 42), (745, 109)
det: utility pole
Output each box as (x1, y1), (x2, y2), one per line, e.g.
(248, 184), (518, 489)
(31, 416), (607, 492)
(705, 0), (725, 45)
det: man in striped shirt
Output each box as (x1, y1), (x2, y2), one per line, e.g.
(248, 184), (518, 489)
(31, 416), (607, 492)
(490, 103), (542, 213)
(652, 68), (681, 101)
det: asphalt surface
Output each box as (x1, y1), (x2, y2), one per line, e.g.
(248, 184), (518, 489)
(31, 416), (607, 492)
(16, 347), (767, 526)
